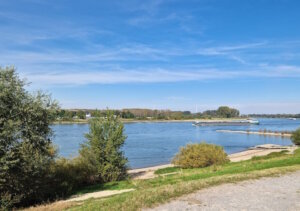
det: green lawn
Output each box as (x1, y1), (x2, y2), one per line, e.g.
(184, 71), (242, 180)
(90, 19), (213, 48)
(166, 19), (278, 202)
(66, 149), (300, 211)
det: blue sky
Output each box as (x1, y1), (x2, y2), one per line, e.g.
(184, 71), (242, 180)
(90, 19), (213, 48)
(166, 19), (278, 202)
(1, 0), (300, 113)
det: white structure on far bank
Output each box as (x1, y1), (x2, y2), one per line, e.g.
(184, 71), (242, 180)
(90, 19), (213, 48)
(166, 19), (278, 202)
(86, 112), (91, 119)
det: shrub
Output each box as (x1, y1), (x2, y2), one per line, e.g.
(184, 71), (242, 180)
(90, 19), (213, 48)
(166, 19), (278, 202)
(172, 143), (229, 168)
(49, 157), (97, 198)
(79, 111), (128, 183)
(291, 128), (300, 145)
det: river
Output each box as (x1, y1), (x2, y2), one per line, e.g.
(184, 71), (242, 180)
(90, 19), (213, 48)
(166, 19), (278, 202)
(52, 118), (299, 169)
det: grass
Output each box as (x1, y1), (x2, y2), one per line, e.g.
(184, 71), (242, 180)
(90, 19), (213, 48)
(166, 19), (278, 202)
(72, 180), (135, 195)
(25, 148), (300, 211)
(154, 167), (180, 175)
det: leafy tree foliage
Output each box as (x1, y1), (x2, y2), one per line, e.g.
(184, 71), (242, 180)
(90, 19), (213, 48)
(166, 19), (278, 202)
(291, 128), (300, 145)
(0, 67), (58, 208)
(121, 110), (135, 119)
(79, 111), (128, 183)
(54, 106), (241, 121)
(77, 110), (86, 119)
(217, 106), (240, 118)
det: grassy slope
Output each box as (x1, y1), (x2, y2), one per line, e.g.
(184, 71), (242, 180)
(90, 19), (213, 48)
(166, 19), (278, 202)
(67, 149), (300, 211)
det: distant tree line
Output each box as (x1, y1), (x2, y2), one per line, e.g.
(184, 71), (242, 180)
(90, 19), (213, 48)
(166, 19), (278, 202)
(55, 106), (241, 121)
(246, 114), (300, 118)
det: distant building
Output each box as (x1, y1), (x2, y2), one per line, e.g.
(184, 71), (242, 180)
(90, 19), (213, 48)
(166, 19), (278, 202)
(86, 112), (92, 119)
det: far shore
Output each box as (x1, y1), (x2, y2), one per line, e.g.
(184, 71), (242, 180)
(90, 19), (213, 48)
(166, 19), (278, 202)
(217, 129), (292, 137)
(53, 117), (249, 124)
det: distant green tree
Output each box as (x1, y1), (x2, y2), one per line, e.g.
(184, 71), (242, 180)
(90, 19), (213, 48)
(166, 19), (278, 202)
(79, 111), (128, 183)
(121, 110), (135, 119)
(183, 111), (191, 115)
(77, 110), (86, 119)
(202, 110), (218, 117)
(57, 109), (66, 119)
(63, 110), (74, 120)
(291, 128), (300, 145)
(0, 67), (58, 209)
(91, 109), (102, 117)
(217, 106), (240, 118)
(171, 112), (183, 120)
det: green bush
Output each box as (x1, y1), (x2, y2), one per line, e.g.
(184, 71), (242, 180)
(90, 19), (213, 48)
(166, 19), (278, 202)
(172, 143), (229, 168)
(291, 128), (300, 145)
(79, 111), (128, 183)
(49, 157), (96, 198)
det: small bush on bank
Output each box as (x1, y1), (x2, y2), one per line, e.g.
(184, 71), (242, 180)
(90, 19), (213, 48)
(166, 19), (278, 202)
(291, 128), (300, 145)
(172, 143), (229, 168)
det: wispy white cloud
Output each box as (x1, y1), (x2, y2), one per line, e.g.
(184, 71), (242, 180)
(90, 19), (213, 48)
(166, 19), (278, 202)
(196, 42), (267, 64)
(0, 41), (270, 65)
(19, 64), (300, 86)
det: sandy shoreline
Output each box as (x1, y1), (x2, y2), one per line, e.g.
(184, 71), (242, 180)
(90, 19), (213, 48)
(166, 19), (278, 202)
(129, 144), (298, 179)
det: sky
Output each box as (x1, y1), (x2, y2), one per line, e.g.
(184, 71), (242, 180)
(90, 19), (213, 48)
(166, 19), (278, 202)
(1, 0), (300, 114)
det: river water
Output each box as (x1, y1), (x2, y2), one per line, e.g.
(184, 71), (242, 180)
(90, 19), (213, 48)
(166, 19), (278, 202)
(52, 118), (299, 169)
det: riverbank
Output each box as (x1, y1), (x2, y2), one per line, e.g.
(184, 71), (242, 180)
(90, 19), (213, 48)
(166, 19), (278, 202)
(129, 144), (297, 180)
(217, 129), (292, 137)
(24, 144), (300, 211)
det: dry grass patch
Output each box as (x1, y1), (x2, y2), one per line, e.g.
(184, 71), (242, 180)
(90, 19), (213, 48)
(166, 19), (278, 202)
(22, 201), (79, 211)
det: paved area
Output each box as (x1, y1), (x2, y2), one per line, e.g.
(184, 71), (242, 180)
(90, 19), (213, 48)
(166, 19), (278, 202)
(147, 171), (300, 211)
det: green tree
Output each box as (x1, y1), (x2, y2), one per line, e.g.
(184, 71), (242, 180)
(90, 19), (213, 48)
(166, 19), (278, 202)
(79, 111), (128, 183)
(63, 110), (74, 120)
(217, 106), (240, 118)
(121, 110), (135, 119)
(91, 109), (102, 117)
(0, 67), (58, 208)
(77, 110), (86, 119)
(291, 128), (300, 145)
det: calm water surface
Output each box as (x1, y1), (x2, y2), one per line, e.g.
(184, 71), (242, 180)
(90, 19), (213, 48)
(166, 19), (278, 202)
(52, 118), (299, 169)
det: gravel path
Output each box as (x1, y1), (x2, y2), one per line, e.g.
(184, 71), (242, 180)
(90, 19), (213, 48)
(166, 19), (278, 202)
(147, 171), (300, 211)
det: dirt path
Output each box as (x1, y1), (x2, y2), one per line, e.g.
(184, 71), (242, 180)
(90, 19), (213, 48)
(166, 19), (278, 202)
(66, 189), (135, 202)
(146, 170), (300, 211)
(128, 164), (174, 180)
